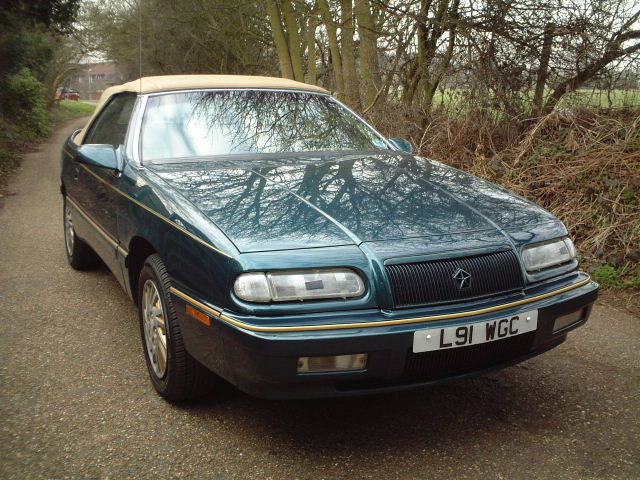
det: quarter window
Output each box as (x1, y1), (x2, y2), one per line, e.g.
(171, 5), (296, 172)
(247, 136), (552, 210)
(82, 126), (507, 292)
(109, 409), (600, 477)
(84, 92), (137, 148)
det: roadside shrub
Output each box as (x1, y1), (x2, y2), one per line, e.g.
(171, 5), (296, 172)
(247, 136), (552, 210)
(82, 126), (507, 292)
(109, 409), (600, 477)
(1, 68), (49, 139)
(0, 93), (94, 195)
(368, 103), (640, 292)
(0, 118), (22, 176)
(492, 109), (640, 278)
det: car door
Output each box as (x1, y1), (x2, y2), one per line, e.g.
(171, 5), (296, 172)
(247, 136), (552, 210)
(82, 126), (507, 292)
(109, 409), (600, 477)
(66, 92), (137, 279)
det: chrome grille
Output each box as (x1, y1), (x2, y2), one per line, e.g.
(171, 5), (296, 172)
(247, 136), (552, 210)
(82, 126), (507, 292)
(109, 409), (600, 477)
(386, 250), (524, 308)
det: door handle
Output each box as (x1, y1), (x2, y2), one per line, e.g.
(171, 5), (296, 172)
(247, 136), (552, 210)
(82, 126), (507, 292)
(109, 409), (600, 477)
(73, 167), (80, 181)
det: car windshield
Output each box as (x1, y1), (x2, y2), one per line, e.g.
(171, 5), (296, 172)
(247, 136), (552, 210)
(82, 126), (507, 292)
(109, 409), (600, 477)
(140, 90), (388, 162)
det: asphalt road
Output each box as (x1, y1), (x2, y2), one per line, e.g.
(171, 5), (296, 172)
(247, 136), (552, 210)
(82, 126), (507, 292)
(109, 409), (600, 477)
(1, 118), (638, 480)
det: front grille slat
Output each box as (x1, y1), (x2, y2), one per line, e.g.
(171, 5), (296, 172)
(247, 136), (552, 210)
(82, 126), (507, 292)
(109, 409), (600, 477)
(386, 250), (524, 308)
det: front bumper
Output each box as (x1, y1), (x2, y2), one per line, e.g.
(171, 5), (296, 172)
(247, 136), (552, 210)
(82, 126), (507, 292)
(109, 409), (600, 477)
(172, 272), (598, 399)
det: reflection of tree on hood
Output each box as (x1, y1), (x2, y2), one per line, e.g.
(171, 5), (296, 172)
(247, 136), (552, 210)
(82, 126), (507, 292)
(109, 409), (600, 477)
(151, 142), (556, 253)
(155, 153), (472, 244)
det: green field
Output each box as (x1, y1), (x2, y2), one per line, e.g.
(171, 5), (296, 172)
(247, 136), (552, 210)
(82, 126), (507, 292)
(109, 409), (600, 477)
(560, 89), (640, 109)
(425, 88), (640, 113)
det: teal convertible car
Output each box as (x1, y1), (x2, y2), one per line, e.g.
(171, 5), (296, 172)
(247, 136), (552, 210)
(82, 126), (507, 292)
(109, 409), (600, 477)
(60, 75), (598, 400)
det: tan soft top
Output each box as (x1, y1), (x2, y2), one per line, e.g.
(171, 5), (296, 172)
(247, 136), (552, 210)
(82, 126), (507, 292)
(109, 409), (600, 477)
(106, 74), (328, 96)
(75, 75), (329, 144)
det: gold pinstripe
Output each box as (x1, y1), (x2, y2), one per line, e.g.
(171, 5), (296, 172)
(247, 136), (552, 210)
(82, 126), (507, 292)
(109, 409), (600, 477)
(170, 287), (222, 317)
(170, 277), (593, 333)
(77, 163), (232, 258)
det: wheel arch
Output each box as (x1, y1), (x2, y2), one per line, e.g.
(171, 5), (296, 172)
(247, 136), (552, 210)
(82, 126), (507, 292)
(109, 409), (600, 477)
(127, 236), (158, 306)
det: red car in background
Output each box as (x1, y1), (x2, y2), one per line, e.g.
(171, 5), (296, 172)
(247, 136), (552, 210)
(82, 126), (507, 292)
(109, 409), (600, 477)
(55, 87), (80, 101)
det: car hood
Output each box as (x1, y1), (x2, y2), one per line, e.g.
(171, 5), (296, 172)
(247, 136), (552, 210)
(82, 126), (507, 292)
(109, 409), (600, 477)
(148, 153), (558, 253)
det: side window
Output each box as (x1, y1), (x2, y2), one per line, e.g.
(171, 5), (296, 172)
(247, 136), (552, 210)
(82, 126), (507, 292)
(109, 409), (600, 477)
(83, 92), (137, 148)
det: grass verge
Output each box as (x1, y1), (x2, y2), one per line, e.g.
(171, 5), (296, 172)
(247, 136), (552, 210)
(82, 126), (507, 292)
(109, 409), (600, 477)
(49, 100), (95, 124)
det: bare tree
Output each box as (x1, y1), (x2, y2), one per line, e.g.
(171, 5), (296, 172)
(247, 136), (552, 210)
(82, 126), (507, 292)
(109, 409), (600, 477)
(83, 0), (640, 118)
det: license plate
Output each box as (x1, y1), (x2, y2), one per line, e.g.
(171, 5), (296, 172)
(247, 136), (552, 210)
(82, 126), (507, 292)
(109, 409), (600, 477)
(413, 310), (538, 353)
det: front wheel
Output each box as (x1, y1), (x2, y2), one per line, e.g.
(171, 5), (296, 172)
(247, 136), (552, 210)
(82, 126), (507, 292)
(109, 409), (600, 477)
(138, 254), (215, 401)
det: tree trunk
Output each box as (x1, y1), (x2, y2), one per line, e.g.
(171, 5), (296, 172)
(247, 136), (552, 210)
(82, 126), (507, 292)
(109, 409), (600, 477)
(532, 22), (555, 115)
(281, 0), (305, 82)
(339, 0), (361, 109)
(415, 0), (448, 109)
(414, 0), (459, 114)
(354, 0), (380, 109)
(318, 0), (344, 97)
(265, 0), (294, 79)
(402, 60), (420, 105)
(423, 80), (438, 110)
(306, 12), (318, 84)
(47, 65), (79, 108)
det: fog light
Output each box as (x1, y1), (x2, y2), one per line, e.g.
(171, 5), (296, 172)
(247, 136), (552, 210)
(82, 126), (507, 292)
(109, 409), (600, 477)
(297, 354), (368, 373)
(553, 308), (585, 332)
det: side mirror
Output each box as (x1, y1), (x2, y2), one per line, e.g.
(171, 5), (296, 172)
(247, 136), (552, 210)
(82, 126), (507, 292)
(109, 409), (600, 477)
(76, 144), (121, 171)
(388, 138), (414, 154)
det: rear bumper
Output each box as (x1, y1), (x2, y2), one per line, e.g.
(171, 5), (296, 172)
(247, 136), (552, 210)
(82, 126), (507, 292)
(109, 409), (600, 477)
(172, 273), (598, 399)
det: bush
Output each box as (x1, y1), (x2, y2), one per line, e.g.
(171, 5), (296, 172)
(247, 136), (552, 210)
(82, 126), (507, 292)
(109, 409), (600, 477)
(0, 118), (22, 176)
(1, 68), (49, 138)
(368, 102), (640, 292)
(0, 68), (51, 182)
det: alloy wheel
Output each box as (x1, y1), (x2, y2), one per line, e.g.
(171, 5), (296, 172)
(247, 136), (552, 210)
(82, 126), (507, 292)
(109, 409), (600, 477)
(142, 279), (168, 378)
(64, 203), (75, 256)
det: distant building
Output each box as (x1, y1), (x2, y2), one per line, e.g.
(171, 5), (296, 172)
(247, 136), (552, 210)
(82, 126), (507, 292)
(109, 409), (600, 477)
(66, 62), (124, 100)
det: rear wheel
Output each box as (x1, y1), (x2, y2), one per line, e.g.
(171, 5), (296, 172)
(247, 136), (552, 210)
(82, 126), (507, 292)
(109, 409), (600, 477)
(63, 197), (100, 270)
(138, 254), (215, 401)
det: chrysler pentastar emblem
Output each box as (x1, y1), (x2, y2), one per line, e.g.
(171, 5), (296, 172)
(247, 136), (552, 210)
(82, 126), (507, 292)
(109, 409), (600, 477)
(452, 268), (471, 289)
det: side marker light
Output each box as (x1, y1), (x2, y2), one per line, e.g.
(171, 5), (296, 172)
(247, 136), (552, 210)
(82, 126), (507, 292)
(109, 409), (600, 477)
(186, 305), (211, 326)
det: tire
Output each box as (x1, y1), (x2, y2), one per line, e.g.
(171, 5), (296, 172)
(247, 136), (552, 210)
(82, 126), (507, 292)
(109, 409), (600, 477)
(138, 254), (215, 401)
(63, 197), (100, 270)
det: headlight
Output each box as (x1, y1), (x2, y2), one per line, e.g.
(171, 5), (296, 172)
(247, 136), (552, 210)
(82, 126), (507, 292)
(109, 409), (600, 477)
(521, 237), (576, 272)
(234, 268), (365, 303)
